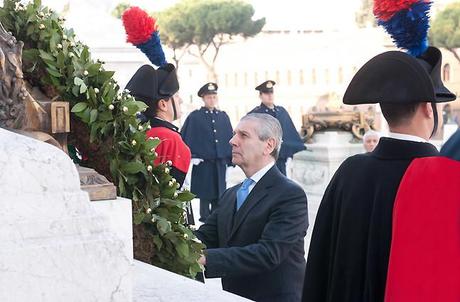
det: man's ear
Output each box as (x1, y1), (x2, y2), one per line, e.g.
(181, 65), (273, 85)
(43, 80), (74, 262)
(421, 102), (433, 119)
(157, 99), (168, 112)
(265, 137), (276, 155)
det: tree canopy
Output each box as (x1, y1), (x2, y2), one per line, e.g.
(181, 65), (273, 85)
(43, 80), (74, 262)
(158, 0), (265, 80)
(430, 2), (460, 63)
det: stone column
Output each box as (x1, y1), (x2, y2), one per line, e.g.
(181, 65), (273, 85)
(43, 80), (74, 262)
(291, 131), (364, 253)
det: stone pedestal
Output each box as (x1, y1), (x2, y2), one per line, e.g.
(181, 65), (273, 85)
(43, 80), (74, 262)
(134, 260), (250, 301)
(0, 128), (132, 301)
(291, 131), (363, 252)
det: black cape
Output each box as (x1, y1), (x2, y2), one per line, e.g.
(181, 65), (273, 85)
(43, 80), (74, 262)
(440, 128), (460, 161)
(302, 138), (439, 302)
(181, 107), (233, 199)
(249, 104), (306, 160)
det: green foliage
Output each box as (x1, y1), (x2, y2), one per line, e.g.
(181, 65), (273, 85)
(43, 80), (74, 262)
(430, 2), (460, 51)
(159, 0), (265, 46)
(158, 0), (265, 77)
(0, 0), (204, 278)
(112, 2), (130, 19)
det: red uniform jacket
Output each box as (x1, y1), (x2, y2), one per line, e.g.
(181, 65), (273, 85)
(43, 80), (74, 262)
(385, 157), (460, 302)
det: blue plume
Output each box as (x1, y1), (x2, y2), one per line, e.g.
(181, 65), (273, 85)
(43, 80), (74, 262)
(378, 1), (431, 57)
(135, 31), (167, 67)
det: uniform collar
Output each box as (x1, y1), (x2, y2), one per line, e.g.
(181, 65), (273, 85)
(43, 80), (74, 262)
(371, 137), (439, 160)
(388, 132), (427, 143)
(259, 103), (278, 112)
(149, 117), (179, 133)
(200, 106), (219, 114)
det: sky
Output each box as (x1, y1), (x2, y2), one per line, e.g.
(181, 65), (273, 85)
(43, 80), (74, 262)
(39, 0), (363, 31)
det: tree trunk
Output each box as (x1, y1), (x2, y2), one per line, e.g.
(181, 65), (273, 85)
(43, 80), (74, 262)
(206, 64), (218, 82)
(197, 49), (219, 82)
(447, 48), (460, 65)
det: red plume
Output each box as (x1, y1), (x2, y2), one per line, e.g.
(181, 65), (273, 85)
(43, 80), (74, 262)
(122, 6), (157, 45)
(373, 0), (420, 21)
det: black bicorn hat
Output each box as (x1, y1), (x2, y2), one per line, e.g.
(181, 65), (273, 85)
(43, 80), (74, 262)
(343, 47), (456, 105)
(255, 80), (276, 93)
(197, 82), (218, 97)
(125, 63), (179, 104)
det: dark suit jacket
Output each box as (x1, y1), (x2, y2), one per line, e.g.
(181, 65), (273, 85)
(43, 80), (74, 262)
(196, 165), (309, 302)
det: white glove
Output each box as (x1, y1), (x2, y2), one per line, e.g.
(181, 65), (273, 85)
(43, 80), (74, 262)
(182, 162), (193, 191)
(191, 158), (204, 166)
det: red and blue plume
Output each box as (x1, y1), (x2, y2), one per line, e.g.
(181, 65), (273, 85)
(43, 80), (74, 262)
(122, 6), (167, 67)
(374, 0), (431, 56)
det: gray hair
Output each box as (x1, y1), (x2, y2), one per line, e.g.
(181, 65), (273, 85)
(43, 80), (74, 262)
(241, 113), (283, 159)
(363, 130), (381, 141)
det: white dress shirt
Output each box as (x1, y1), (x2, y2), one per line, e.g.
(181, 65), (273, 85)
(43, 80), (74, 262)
(388, 132), (427, 143)
(246, 161), (275, 195)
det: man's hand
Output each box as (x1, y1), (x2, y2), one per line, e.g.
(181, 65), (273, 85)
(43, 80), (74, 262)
(198, 255), (206, 265)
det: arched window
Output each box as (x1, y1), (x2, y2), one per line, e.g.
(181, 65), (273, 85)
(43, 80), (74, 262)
(299, 70), (304, 85)
(312, 68), (317, 85)
(275, 70), (280, 84)
(338, 67), (343, 84)
(287, 70), (292, 86)
(325, 68), (330, 85)
(443, 63), (451, 82)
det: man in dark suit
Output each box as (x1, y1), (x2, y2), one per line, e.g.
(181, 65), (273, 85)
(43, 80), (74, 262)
(195, 113), (309, 302)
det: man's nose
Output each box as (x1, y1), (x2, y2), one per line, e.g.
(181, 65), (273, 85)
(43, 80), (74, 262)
(229, 135), (237, 146)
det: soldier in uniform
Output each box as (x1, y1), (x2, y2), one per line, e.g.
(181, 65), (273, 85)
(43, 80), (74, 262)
(181, 83), (233, 222)
(126, 64), (196, 226)
(302, 47), (456, 302)
(248, 80), (305, 175)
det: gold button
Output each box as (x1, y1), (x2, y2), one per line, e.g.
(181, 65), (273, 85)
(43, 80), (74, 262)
(215, 139), (219, 143)
(212, 120), (215, 123)
(213, 129), (217, 133)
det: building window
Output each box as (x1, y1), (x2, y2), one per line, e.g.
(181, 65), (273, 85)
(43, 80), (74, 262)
(225, 73), (229, 87)
(338, 67), (343, 84)
(325, 68), (330, 85)
(299, 70), (304, 85)
(287, 70), (292, 86)
(244, 72), (248, 86)
(275, 70), (280, 84)
(312, 68), (317, 85)
(443, 63), (451, 82)
(264, 71), (269, 81)
(254, 72), (258, 86)
(234, 73), (238, 87)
